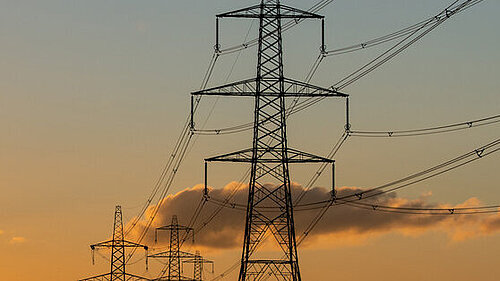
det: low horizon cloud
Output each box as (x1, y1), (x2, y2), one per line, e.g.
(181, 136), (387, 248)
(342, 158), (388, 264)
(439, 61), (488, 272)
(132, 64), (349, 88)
(127, 182), (500, 251)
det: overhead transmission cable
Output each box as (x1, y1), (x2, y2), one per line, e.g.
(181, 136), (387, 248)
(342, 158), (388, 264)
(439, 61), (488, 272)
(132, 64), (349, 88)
(132, 0), (487, 275)
(332, 0), (483, 89)
(153, 19), (260, 279)
(195, 0), (485, 136)
(323, 0), (479, 56)
(205, 137), (500, 213)
(205, 137), (500, 280)
(295, 0), (484, 113)
(208, 0), (488, 278)
(342, 200), (500, 215)
(349, 114), (500, 137)
(178, 0), (341, 249)
(124, 53), (220, 262)
(337, 137), (500, 202)
(207, 1), (488, 279)
(216, 0), (336, 55)
(128, 0), (336, 244)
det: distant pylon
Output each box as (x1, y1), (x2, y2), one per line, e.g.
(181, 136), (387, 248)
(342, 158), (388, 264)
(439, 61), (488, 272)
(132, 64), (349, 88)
(79, 205), (149, 281)
(192, 1), (347, 280)
(182, 250), (214, 281)
(149, 215), (212, 281)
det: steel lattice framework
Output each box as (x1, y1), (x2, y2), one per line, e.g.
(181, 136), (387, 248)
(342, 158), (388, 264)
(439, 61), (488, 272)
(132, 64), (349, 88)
(192, 1), (347, 280)
(182, 250), (215, 281)
(79, 206), (149, 281)
(149, 216), (212, 281)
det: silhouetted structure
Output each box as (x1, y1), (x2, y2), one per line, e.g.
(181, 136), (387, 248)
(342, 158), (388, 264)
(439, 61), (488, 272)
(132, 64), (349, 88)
(192, 1), (347, 280)
(149, 216), (213, 281)
(182, 251), (214, 281)
(79, 205), (149, 281)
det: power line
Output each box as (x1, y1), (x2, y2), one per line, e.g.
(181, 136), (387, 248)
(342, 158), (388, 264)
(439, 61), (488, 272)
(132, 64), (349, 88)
(349, 114), (500, 138)
(125, 52), (221, 261)
(323, 0), (481, 56)
(216, 0), (336, 55)
(200, 136), (500, 213)
(191, 1), (491, 279)
(343, 201), (500, 215)
(118, 0), (491, 278)
(193, 0), (485, 137)
(338, 138), (500, 201)
(332, 0), (483, 89)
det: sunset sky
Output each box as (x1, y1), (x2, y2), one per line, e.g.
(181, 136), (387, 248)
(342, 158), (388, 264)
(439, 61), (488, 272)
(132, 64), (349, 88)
(1, 0), (500, 280)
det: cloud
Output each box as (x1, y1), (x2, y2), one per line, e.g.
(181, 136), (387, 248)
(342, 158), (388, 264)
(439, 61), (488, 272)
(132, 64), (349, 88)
(481, 215), (500, 233)
(127, 183), (500, 250)
(9, 237), (26, 244)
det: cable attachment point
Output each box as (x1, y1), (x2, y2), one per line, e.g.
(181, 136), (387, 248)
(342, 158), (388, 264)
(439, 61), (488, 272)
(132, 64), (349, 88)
(388, 132), (394, 137)
(204, 161), (210, 200)
(214, 44), (221, 53)
(475, 149), (485, 158)
(448, 208), (455, 214)
(330, 189), (337, 202)
(355, 193), (363, 200)
(445, 9), (451, 18)
(344, 123), (352, 133)
(320, 45), (327, 55)
(372, 205), (378, 210)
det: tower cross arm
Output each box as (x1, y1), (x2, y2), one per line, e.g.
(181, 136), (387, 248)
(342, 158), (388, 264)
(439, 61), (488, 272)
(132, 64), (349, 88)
(183, 257), (214, 264)
(90, 240), (148, 250)
(78, 272), (150, 281)
(205, 147), (334, 163)
(217, 4), (324, 19)
(192, 77), (348, 98)
(148, 250), (198, 259)
(156, 224), (193, 232)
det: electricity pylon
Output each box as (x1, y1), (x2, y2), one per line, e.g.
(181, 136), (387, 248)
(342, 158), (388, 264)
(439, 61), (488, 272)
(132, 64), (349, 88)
(182, 251), (214, 281)
(192, 1), (348, 280)
(79, 205), (149, 281)
(149, 215), (212, 281)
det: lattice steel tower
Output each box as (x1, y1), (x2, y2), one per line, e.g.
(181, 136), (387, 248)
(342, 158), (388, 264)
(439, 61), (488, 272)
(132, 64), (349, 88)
(149, 215), (212, 281)
(150, 215), (192, 280)
(79, 205), (149, 281)
(192, 1), (347, 280)
(182, 250), (214, 281)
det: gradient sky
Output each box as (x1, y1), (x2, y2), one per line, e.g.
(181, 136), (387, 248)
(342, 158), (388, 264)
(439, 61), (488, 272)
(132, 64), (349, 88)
(1, 0), (499, 280)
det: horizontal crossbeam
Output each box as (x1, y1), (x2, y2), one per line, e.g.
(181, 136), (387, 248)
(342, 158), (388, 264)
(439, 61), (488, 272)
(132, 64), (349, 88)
(205, 147), (334, 163)
(90, 240), (148, 250)
(78, 272), (150, 281)
(148, 250), (198, 259)
(152, 276), (196, 281)
(217, 4), (324, 19)
(192, 77), (348, 97)
(247, 259), (295, 264)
